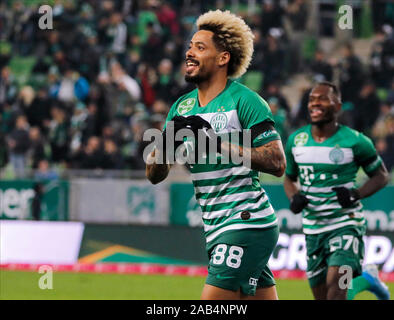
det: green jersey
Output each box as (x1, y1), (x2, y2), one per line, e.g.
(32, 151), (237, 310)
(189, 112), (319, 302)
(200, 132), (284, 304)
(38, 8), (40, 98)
(285, 124), (382, 235)
(165, 80), (281, 244)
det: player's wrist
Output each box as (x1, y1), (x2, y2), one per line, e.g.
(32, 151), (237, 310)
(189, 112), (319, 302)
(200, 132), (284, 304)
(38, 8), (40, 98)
(350, 188), (361, 201)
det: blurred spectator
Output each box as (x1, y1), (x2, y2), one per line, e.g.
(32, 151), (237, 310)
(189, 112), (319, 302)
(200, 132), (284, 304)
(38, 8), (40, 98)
(376, 115), (394, 172)
(7, 114), (30, 178)
(28, 126), (46, 169)
(309, 50), (333, 82)
(372, 102), (394, 139)
(353, 81), (381, 133)
(25, 86), (52, 134)
(338, 43), (364, 105)
(153, 58), (177, 104)
(50, 69), (90, 106)
(262, 82), (290, 114)
(370, 25), (394, 89)
(31, 182), (43, 221)
(0, 66), (18, 107)
(48, 106), (69, 164)
(34, 159), (59, 181)
(284, 0), (308, 73)
(249, 29), (265, 71)
(81, 102), (100, 144)
(0, 132), (9, 170)
(75, 136), (104, 169)
(99, 60), (141, 122)
(102, 138), (125, 169)
(260, 0), (284, 37)
(267, 97), (289, 143)
(262, 34), (286, 84)
(106, 12), (128, 66)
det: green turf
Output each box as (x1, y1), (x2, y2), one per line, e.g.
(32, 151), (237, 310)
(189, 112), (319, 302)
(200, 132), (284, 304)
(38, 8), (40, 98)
(1, 270), (392, 300)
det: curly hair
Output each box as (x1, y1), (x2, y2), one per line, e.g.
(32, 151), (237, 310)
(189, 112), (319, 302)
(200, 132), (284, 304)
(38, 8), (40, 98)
(196, 10), (254, 79)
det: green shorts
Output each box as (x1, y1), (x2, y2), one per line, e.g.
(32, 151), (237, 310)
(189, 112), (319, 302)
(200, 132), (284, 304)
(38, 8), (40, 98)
(305, 226), (365, 288)
(205, 225), (279, 296)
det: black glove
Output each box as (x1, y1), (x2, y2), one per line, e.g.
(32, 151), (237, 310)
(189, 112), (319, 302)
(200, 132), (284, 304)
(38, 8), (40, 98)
(332, 187), (360, 208)
(162, 116), (190, 151)
(184, 115), (221, 154)
(290, 193), (309, 214)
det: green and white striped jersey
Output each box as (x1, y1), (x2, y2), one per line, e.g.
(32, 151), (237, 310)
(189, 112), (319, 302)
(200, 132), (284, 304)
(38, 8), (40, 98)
(165, 80), (281, 244)
(285, 124), (382, 235)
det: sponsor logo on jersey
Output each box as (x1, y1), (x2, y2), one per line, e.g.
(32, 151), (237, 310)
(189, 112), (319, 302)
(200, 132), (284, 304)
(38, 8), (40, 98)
(210, 112), (228, 133)
(177, 98), (195, 115)
(294, 132), (308, 146)
(249, 277), (258, 286)
(329, 145), (345, 164)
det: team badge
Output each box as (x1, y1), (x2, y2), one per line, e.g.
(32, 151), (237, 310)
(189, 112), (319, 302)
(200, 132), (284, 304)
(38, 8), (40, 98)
(294, 132), (309, 146)
(177, 98), (196, 115)
(210, 112), (228, 133)
(329, 145), (345, 164)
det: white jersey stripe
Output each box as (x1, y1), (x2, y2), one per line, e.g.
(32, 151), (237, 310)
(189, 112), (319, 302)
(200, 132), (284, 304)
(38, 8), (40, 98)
(292, 146), (354, 164)
(301, 182), (354, 193)
(205, 218), (278, 243)
(303, 219), (365, 235)
(203, 206), (275, 232)
(303, 212), (363, 225)
(201, 194), (271, 219)
(191, 166), (251, 181)
(194, 177), (253, 195)
(198, 190), (262, 207)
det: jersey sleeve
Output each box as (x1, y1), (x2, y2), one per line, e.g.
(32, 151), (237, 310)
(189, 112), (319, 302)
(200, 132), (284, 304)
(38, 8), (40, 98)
(237, 92), (281, 147)
(284, 134), (298, 180)
(354, 132), (383, 175)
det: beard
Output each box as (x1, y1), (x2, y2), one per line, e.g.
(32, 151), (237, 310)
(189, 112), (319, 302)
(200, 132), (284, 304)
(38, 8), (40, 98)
(310, 111), (336, 126)
(185, 74), (205, 84)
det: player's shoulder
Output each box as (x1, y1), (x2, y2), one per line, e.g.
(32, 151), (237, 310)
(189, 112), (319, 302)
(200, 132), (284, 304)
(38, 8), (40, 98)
(337, 125), (371, 144)
(173, 88), (198, 106)
(228, 80), (267, 105)
(287, 125), (311, 145)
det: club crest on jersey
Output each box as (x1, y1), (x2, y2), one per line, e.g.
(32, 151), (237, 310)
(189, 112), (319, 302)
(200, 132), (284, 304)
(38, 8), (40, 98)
(329, 145), (345, 164)
(177, 98), (195, 115)
(210, 112), (228, 133)
(294, 132), (308, 146)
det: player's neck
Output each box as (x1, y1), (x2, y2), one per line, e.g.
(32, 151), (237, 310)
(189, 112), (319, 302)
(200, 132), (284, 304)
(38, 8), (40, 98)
(197, 75), (228, 107)
(311, 121), (339, 142)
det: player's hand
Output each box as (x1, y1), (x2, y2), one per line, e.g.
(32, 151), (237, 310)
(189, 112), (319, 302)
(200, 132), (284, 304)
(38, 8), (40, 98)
(290, 193), (308, 214)
(162, 116), (190, 151)
(332, 187), (360, 208)
(184, 115), (221, 153)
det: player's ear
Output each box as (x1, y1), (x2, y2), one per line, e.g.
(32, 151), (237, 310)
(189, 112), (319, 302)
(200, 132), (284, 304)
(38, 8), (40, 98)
(218, 51), (230, 67)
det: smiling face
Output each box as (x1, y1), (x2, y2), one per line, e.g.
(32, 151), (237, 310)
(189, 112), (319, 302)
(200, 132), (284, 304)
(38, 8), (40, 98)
(308, 84), (341, 126)
(185, 30), (229, 84)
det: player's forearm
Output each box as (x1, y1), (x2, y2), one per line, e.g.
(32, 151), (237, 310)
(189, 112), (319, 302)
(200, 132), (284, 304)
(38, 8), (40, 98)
(357, 165), (389, 199)
(224, 140), (286, 177)
(145, 150), (171, 184)
(284, 176), (300, 200)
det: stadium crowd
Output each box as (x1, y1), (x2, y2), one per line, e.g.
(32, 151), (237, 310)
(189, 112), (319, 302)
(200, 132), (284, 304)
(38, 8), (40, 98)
(0, 0), (393, 179)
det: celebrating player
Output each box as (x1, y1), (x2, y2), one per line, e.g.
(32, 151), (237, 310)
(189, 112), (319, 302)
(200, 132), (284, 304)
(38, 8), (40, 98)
(146, 10), (286, 300)
(284, 82), (390, 300)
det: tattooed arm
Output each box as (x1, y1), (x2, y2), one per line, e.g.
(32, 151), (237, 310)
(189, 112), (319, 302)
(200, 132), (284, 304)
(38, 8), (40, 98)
(222, 139), (286, 177)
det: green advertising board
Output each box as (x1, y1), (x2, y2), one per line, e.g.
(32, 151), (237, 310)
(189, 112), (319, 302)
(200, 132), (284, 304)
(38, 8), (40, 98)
(170, 183), (394, 232)
(0, 180), (69, 220)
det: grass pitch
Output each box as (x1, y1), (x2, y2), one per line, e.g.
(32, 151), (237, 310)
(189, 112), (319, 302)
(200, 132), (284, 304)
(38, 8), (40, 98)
(1, 270), (392, 300)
